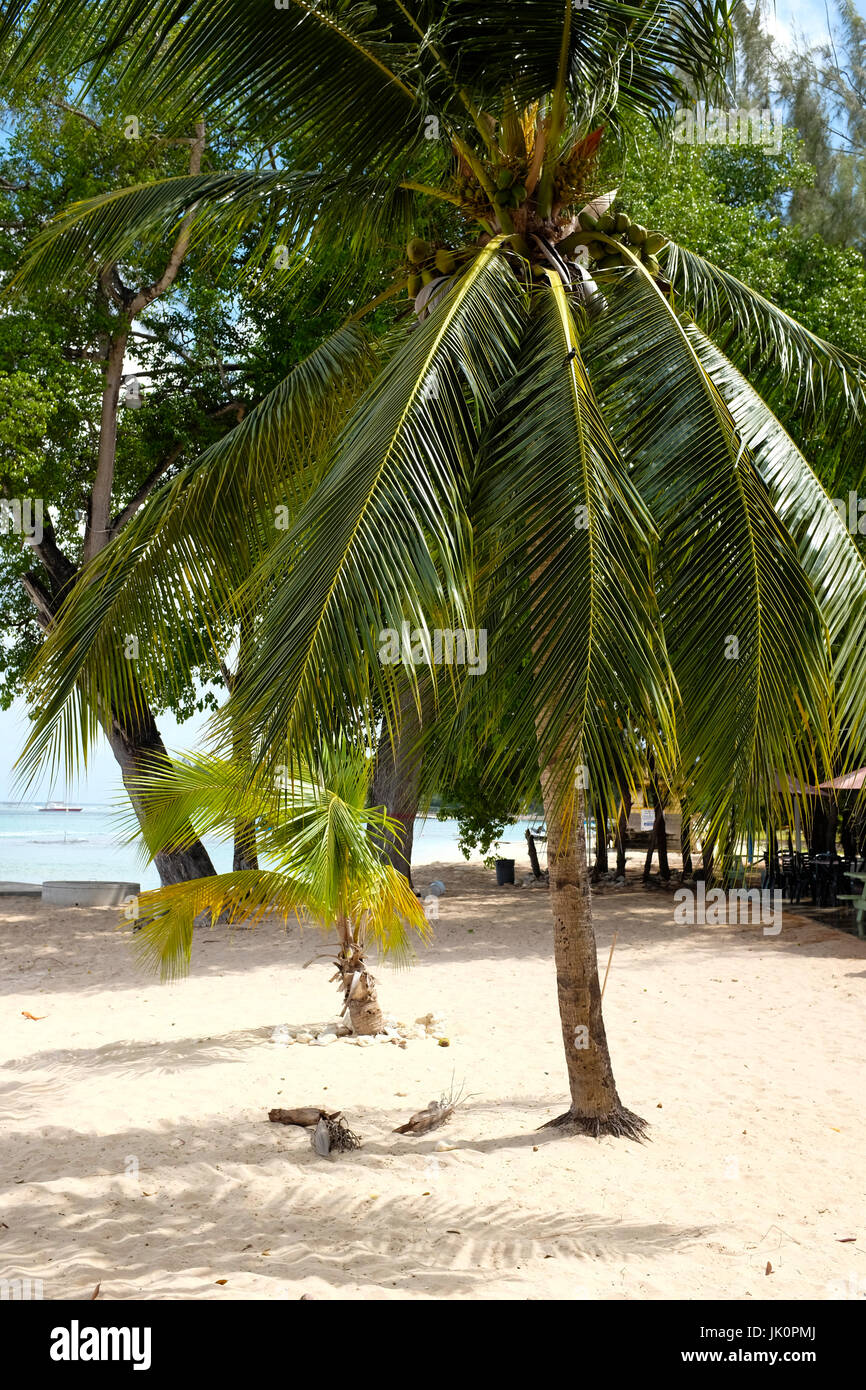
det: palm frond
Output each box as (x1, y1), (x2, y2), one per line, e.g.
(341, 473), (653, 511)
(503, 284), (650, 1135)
(584, 266), (835, 831)
(690, 325), (866, 759)
(466, 273), (675, 817)
(437, 1), (736, 130)
(223, 237), (527, 768)
(17, 324), (376, 788)
(664, 240), (866, 428)
(8, 169), (420, 297)
(125, 740), (429, 980)
(1, 1), (425, 170)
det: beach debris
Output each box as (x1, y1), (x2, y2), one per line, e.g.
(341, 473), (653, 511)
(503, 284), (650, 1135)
(267, 1015), (448, 1047)
(394, 1078), (466, 1135)
(269, 1107), (341, 1128)
(428, 879), (446, 897)
(91, 1283), (101, 1300)
(21, 1011), (45, 1021)
(311, 1112), (362, 1157)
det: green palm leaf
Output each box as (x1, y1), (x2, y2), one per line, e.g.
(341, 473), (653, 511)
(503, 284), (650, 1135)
(17, 324), (377, 787)
(584, 265), (835, 830)
(8, 169), (420, 296)
(467, 272), (675, 815)
(1, 1), (424, 169)
(690, 325), (866, 758)
(224, 237), (527, 767)
(125, 741), (428, 980)
(664, 240), (866, 427)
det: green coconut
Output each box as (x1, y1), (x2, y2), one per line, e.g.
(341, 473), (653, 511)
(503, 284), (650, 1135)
(578, 209), (598, 231)
(629, 223), (648, 244)
(644, 232), (667, 256)
(615, 211), (631, 233)
(407, 273), (422, 297)
(407, 237), (430, 264)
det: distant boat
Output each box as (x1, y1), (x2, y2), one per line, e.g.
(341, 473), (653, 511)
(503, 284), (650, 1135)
(38, 801), (83, 812)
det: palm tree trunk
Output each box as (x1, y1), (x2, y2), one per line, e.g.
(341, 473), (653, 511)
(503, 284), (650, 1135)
(334, 917), (385, 1035)
(227, 623), (259, 873)
(681, 806), (693, 878)
(23, 562), (215, 887)
(104, 709), (216, 885)
(592, 801), (608, 879)
(369, 687), (422, 887)
(538, 772), (646, 1139)
(615, 789), (631, 877)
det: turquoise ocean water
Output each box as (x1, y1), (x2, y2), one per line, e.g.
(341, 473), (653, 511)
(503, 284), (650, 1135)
(0, 804), (530, 890)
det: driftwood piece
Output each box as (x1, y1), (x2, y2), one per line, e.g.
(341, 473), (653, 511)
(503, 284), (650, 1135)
(269, 1107), (340, 1128)
(393, 1098), (455, 1136)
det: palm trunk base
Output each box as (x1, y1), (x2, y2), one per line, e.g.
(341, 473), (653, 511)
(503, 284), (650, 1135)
(540, 1104), (648, 1141)
(336, 953), (385, 1035)
(347, 988), (385, 1036)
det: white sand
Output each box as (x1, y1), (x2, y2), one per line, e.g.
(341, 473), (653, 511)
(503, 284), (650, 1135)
(1, 859), (863, 1301)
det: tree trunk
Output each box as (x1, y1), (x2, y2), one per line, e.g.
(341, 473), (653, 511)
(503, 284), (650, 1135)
(592, 803), (608, 879)
(370, 688), (422, 887)
(680, 808), (693, 878)
(23, 565), (215, 887)
(615, 789), (631, 877)
(526, 826), (543, 879)
(334, 929), (384, 1035)
(537, 775), (646, 1139)
(226, 622), (259, 873)
(103, 704), (216, 885)
(643, 766), (669, 881)
(701, 831), (716, 886)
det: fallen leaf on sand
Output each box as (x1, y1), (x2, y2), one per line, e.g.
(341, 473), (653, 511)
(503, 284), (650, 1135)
(91, 1284), (101, 1300)
(215, 1279), (228, 1285)
(837, 1237), (856, 1243)
(765, 1262), (773, 1275)
(21, 1011), (45, 1021)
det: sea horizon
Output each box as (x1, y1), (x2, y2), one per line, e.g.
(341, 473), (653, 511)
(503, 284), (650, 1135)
(0, 803), (536, 889)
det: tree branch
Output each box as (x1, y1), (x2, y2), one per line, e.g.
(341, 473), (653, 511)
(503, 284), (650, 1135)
(108, 402), (246, 538)
(49, 98), (101, 131)
(127, 122), (206, 317)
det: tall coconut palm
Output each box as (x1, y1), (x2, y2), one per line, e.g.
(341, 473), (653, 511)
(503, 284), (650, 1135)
(5, 1), (866, 1137)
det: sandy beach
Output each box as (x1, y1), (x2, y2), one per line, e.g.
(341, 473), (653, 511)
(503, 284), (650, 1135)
(1, 857), (864, 1302)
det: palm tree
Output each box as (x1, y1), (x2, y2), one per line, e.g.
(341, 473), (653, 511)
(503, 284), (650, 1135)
(125, 739), (429, 1032)
(5, 1), (866, 1136)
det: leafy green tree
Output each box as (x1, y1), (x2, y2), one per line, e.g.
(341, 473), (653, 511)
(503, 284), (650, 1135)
(6, 1), (866, 1139)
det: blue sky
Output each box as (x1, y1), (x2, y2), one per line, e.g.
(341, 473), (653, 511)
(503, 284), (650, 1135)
(773, 0), (847, 47)
(0, 0), (862, 801)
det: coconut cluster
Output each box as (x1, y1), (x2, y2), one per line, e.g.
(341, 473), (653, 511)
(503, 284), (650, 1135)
(405, 236), (460, 299)
(572, 208), (668, 280)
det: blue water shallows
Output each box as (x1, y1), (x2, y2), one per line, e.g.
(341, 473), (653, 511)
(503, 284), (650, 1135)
(0, 806), (529, 889)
